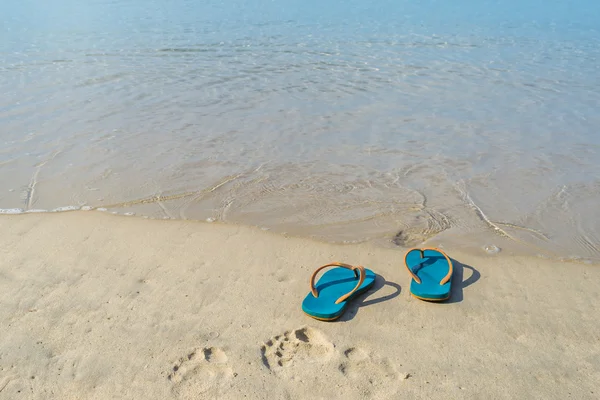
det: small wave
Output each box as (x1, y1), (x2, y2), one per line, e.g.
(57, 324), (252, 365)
(0, 206), (87, 215)
(51, 206), (81, 212)
(0, 208), (25, 214)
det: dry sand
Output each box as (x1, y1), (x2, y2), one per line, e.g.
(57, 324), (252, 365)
(0, 212), (599, 399)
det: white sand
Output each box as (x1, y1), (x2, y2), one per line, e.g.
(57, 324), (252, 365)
(0, 212), (599, 399)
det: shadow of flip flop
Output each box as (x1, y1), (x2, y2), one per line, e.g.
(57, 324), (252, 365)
(338, 274), (402, 322)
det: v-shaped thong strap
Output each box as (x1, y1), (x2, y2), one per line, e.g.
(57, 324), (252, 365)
(309, 263), (366, 305)
(404, 248), (453, 285)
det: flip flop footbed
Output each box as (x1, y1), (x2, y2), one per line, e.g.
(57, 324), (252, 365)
(302, 268), (376, 320)
(406, 249), (452, 301)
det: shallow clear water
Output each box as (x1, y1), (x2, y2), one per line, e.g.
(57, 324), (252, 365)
(2, 0), (600, 261)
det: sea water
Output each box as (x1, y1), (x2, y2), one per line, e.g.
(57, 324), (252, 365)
(1, 0), (600, 261)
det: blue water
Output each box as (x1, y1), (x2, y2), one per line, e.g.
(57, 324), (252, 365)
(1, 0), (600, 261)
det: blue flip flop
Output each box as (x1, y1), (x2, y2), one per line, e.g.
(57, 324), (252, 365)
(404, 248), (453, 301)
(302, 263), (376, 321)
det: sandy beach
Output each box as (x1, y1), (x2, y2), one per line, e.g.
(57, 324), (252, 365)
(3, 1), (600, 398)
(0, 211), (598, 399)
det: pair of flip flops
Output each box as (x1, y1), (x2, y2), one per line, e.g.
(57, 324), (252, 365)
(302, 247), (453, 321)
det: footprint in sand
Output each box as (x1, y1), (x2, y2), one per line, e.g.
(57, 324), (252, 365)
(259, 328), (403, 398)
(168, 347), (233, 398)
(338, 347), (399, 387)
(260, 327), (334, 374)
